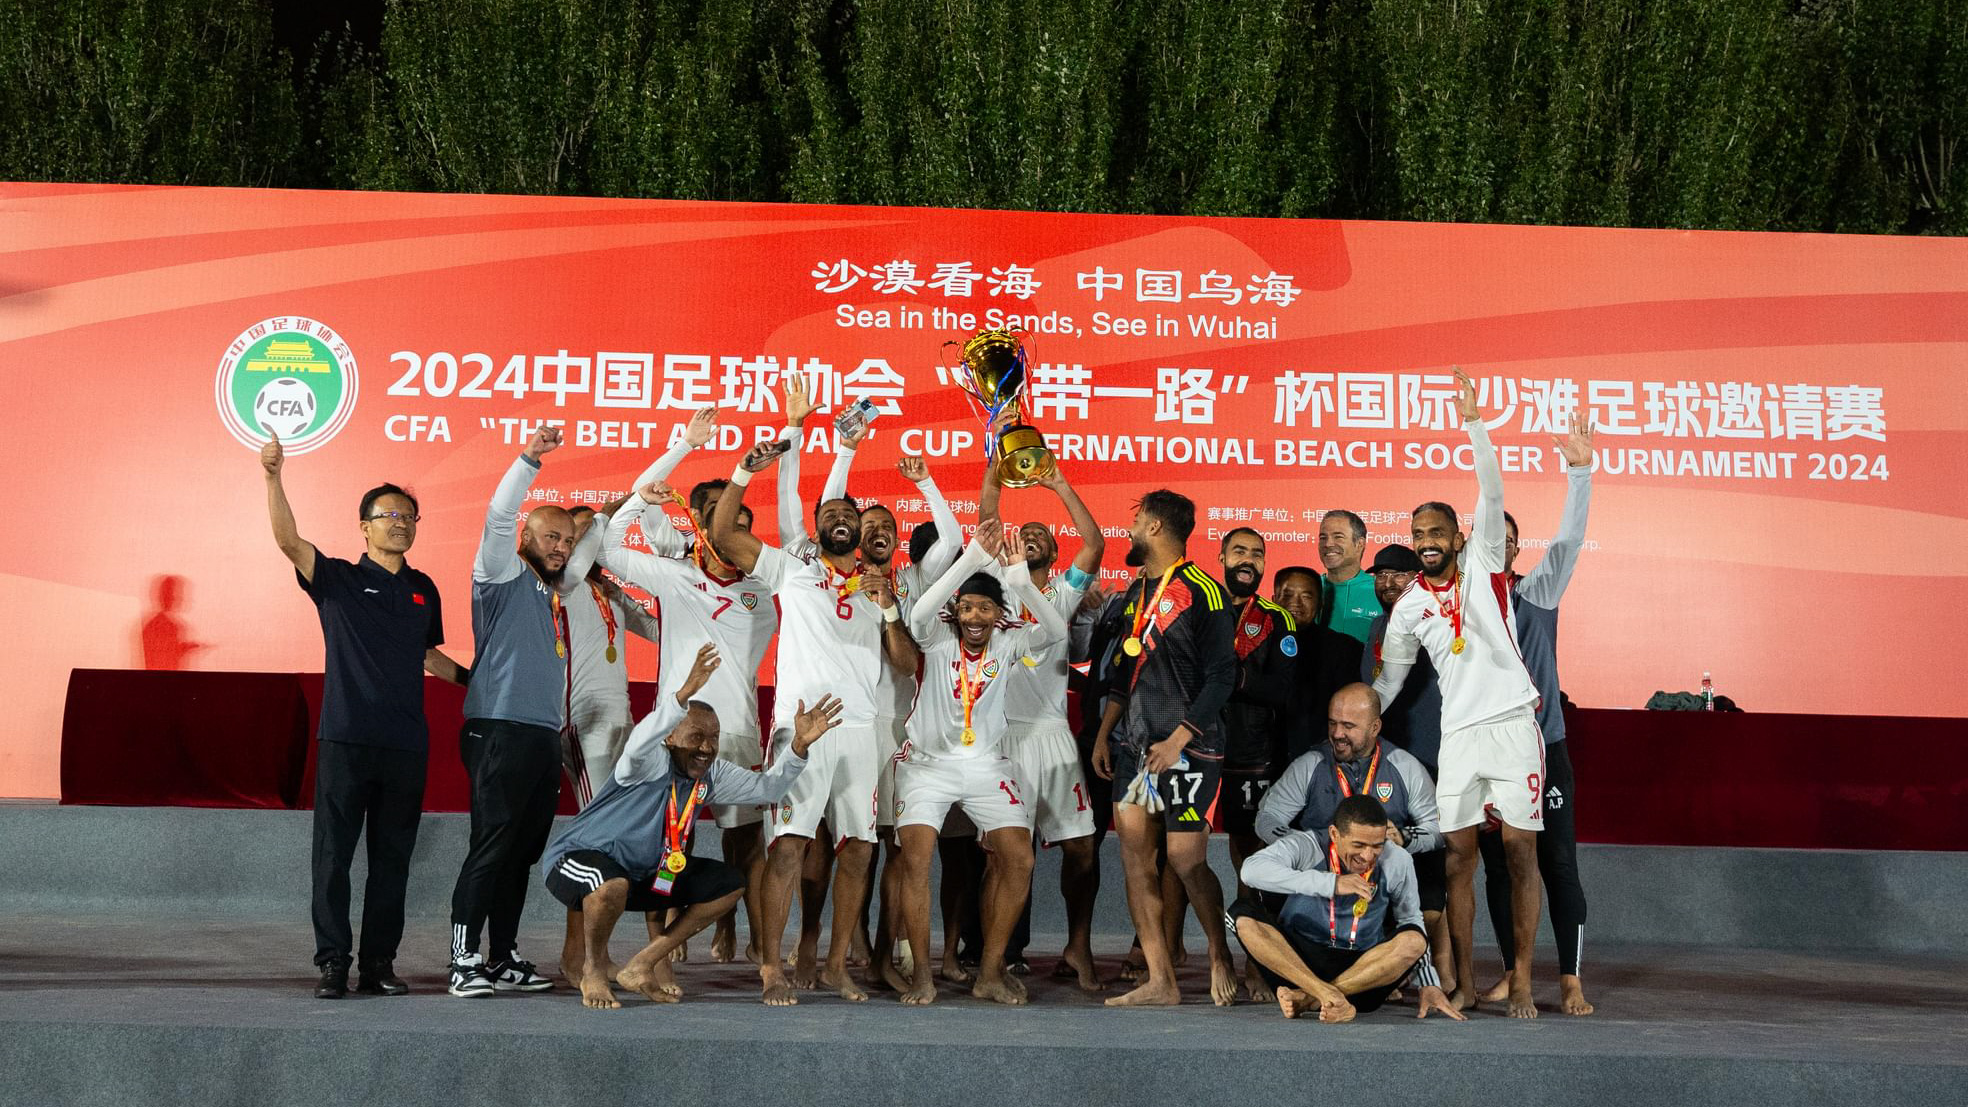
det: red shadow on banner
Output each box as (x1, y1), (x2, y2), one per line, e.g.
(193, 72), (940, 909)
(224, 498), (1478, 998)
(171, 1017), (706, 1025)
(57, 668), (1965, 850)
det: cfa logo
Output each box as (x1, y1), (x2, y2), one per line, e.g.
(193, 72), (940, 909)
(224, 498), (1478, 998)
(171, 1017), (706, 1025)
(215, 316), (359, 454)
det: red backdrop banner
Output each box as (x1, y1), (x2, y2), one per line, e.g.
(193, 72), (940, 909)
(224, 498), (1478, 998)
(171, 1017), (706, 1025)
(4, 183), (1966, 797)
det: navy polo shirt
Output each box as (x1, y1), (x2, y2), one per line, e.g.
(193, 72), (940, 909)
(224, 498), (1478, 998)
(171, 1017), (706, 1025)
(299, 552), (444, 751)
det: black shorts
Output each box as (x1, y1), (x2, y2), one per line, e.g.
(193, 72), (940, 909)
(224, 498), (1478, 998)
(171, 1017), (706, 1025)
(1226, 895), (1417, 1013)
(1412, 847), (1446, 913)
(1109, 744), (1223, 833)
(544, 849), (745, 913)
(1215, 770), (1278, 837)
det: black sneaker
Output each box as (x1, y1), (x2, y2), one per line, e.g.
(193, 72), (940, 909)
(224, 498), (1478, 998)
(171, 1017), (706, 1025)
(355, 960), (409, 996)
(1007, 958), (1031, 977)
(485, 956), (554, 992)
(315, 959), (350, 999)
(447, 958), (495, 998)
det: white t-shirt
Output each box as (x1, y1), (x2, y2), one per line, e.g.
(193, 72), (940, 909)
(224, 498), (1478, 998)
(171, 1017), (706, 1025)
(751, 543), (885, 730)
(1373, 420), (1539, 733)
(600, 503), (778, 736)
(904, 542), (1067, 760)
(566, 577), (660, 721)
(1001, 567), (1093, 728)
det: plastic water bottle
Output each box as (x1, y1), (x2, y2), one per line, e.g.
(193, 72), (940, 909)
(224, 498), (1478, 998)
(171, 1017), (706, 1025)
(1701, 671), (1714, 711)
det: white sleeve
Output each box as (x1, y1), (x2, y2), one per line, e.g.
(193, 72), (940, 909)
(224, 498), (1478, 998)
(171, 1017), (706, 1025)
(474, 454), (538, 584)
(914, 475), (965, 582)
(909, 540), (992, 641)
(1370, 603), (1420, 711)
(600, 500), (689, 594)
(774, 425), (813, 553)
(1004, 559), (1067, 647)
(1255, 751), (1320, 842)
(1515, 465), (1591, 610)
(1465, 419), (1507, 571)
(627, 442), (697, 558)
(821, 443), (856, 504)
(556, 517), (603, 596)
(750, 543), (796, 594)
(1240, 832), (1337, 900)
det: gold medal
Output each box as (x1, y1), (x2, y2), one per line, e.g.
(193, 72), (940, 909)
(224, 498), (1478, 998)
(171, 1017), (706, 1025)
(961, 727), (976, 746)
(605, 644), (618, 664)
(1352, 895), (1369, 918)
(1372, 662), (1384, 678)
(555, 640), (567, 658)
(1020, 656), (1039, 668)
(1122, 636), (1143, 657)
(665, 850), (688, 873)
(1450, 636), (1466, 654)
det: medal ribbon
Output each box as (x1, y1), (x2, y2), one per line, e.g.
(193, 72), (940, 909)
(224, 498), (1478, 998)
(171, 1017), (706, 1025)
(1334, 744), (1381, 800)
(1327, 839), (1376, 947)
(957, 646), (984, 745)
(665, 778), (707, 861)
(1128, 558), (1190, 650)
(658, 489), (743, 583)
(1418, 567), (1464, 648)
(823, 555), (865, 602)
(587, 581), (617, 659)
(549, 588), (569, 659)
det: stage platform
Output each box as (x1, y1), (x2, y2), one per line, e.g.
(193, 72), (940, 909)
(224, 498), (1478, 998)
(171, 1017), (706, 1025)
(2, 804), (1965, 1107)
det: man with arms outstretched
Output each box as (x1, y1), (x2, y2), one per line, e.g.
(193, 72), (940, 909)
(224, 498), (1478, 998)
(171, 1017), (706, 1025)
(1371, 369), (1546, 1018)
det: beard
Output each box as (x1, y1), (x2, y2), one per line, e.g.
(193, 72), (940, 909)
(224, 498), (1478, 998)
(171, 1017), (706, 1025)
(820, 527), (860, 556)
(1225, 563), (1260, 597)
(520, 547), (565, 586)
(1124, 538), (1148, 567)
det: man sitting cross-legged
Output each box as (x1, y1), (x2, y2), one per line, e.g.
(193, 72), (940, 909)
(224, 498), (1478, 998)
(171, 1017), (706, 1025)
(543, 643), (844, 1008)
(1230, 795), (1464, 1023)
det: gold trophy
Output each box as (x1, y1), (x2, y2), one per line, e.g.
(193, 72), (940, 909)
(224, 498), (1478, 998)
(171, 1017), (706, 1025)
(950, 327), (1057, 487)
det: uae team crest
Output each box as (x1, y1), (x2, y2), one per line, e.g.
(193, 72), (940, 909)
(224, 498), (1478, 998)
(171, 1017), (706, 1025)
(215, 316), (359, 454)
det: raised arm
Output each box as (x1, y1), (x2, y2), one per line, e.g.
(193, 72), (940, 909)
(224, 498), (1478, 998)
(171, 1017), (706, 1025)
(901, 456), (963, 581)
(708, 443), (779, 576)
(711, 695), (843, 803)
(1003, 557), (1067, 647)
(601, 488), (688, 591)
(477, 426), (559, 583)
(1038, 467), (1105, 575)
(259, 435), (316, 581)
(908, 535), (996, 641)
(630, 407), (720, 557)
(1516, 411), (1595, 609)
(1456, 368), (1508, 569)
(616, 642), (719, 782)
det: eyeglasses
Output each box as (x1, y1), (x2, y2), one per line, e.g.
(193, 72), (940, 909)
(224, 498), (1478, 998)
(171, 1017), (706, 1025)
(366, 511), (421, 523)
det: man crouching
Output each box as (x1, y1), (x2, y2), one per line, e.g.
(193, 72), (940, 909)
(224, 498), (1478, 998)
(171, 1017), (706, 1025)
(1230, 794), (1464, 1023)
(542, 643), (843, 1008)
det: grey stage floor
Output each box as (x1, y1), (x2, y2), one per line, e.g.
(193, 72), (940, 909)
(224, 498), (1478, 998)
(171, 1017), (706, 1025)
(2, 913), (1965, 1107)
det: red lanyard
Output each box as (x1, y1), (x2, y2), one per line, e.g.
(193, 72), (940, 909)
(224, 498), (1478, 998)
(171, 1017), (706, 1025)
(548, 589), (568, 659)
(1129, 559), (1188, 647)
(665, 778), (707, 858)
(823, 556), (865, 602)
(587, 581), (618, 662)
(1327, 839), (1375, 946)
(1334, 744), (1381, 800)
(1419, 568), (1465, 653)
(957, 646), (984, 745)
(656, 490), (741, 583)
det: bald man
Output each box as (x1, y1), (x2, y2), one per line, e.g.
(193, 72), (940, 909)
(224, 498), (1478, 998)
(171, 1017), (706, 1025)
(447, 425), (604, 998)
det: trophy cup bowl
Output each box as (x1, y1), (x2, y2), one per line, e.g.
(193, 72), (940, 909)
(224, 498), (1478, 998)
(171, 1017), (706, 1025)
(954, 328), (1057, 488)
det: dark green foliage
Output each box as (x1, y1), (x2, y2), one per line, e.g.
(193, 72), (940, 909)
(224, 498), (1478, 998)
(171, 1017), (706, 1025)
(1, 0), (1961, 234)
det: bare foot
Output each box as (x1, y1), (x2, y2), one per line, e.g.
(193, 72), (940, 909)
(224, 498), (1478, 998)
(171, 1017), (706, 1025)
(973, 971), (1029, 1006)
(847, 931), (872, 970)
(1171, 944), (1189, 968)
(939, 959), (974, 986)
(1117, 949), (1146, 983)
(579, 967), (621, 1010)
(1387, 987), (1405, 1004)
(1451, 986), (1479, 1012)
(1243, 962), (1274, 1004)
(820, 964), (868, 1002)
(617, 963), (680, 1004)
(791, 951), (820, 990)
(1508, 979), (1539, 1019)
(900, 977), (937, 1005)
(670, 939), (688, 963)
(1480, 974), (1511, 1003)
(1105, 979), (1180, 1007)
(1053, 948), (1102, 992)
(1209, 959), (1238, 1007)
(877, 956), (911, 994)
(760, 971), (799, 1007)
(649, 958), (683, 997)
(1276, 986), (1311, 1019)
(1319, 996), (1357, 1024)
(710, 923), (737, 964)
(1560, 975), (1595, 1016)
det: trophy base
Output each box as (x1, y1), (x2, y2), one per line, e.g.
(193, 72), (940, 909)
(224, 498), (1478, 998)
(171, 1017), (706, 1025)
(995, 425), (1057, 488)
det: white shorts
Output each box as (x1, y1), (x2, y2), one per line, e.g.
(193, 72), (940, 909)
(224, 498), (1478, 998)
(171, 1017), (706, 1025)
(892, 752), (1035, 838)
(1436, 709), (1546, 833)
(711, 730), (768, 829)
(1005, 720), (1096, 844)
(766, 724), (881, 846)
(873, 715), (909, 830)
(562, 713), (629, 810)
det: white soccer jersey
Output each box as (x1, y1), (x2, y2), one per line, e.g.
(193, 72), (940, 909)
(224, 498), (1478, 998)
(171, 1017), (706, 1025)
(1373, 419), (1539, 734)
(904, 542), (1067, 761)
(751, 543), (885, 730)
(601, 504), (778, 737)
(1001, 567), (1093, 728)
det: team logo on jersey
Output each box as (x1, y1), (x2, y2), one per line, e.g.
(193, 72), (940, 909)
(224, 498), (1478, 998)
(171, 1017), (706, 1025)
(778, 803), (793, 824)
(1375, 782), (1394, 803)
(1279, 634), (1298, 657)
(981, 659), (1001, 679)
(215, 316), (358, 454)
(893, 800), (905, 817)
(740, 592), (759, 610)
(1242, 621), (1262, 638)
(1159, 597), (1175, 616)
